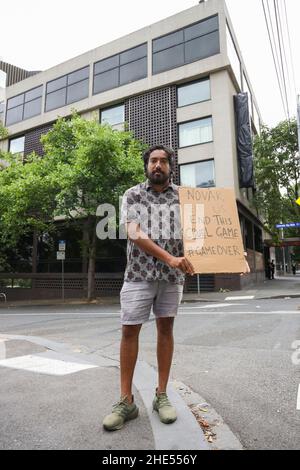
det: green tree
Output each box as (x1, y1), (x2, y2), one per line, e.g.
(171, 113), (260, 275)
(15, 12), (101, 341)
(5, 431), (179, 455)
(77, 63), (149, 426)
(253, 119), (300, 239)
(0, 113), (145, 300)
(0, 121), (8, 140)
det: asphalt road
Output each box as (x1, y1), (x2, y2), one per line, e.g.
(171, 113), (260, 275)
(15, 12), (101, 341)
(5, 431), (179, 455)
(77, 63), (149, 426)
(0, 298), (300, 450)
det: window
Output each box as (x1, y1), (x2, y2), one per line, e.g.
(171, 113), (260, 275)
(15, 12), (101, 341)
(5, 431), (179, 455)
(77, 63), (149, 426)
(177, 78), (210, 107)
(226, 24), (241, 88)
(253, 104), (260, 133)
(153, 45), (184, 76)
(6, 85), (43, 126)
(152, 15), (219, 75)
(93, 43), (147, 95)
(179, 117), (213, 147)
(120, 57), (147, 86)
(9, 136), (25, 157)
(243, 73), (252, 118)
(254, 225), (263, 253)
(180, 160), (215, 188)
(100, 104), (125, 126)
(45, 66), (89, 112)
(0, 101), (5, 123)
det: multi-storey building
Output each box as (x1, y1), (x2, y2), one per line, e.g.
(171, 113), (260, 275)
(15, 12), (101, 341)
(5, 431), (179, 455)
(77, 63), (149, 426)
(0, 0), (267, 300)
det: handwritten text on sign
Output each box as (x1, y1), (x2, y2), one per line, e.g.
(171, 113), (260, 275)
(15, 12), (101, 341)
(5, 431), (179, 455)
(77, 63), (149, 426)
(179, 188), (246, 274)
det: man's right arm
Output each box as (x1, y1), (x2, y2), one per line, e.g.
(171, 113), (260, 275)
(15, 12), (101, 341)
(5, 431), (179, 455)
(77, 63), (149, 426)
(127, 221), (194, 276)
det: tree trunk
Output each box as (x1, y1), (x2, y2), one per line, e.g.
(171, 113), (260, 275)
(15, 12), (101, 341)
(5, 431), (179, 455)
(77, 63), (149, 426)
(82, 218), (89, 274)
(87, 218), (97, 301)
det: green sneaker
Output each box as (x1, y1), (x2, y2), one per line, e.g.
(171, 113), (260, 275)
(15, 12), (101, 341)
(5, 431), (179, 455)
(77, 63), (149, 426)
(153, 390), (177, 424)
(103, 396), (139, 431)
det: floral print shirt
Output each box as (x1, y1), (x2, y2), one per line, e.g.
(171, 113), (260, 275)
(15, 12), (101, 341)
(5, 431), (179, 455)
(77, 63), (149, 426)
(120, 180), (185, 285)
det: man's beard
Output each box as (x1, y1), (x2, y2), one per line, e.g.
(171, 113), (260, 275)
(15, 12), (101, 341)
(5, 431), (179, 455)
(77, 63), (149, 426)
(147, 169), (170, 185)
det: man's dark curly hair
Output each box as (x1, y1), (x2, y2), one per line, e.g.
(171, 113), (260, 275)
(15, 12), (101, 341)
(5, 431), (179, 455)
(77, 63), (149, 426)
(142, 144), (175, 174)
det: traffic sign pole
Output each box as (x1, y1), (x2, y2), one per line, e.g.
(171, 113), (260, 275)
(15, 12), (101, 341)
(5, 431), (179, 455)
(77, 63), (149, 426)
(57, 241), (66, 303)
(62, 258), (64, 303)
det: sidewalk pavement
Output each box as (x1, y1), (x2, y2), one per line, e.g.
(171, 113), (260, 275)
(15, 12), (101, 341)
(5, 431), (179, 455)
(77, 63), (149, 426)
(1, 274), (300, 309)
(182, 274), (300, 302)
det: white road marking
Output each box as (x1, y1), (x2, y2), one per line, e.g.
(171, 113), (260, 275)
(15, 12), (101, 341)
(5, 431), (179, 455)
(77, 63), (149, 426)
(178, 310), (300, 315)
(225, 296), (255, 300)
(0, 354), (98, 376)
(181, 303), (245, 309)
(297, 385), (300, 411)
(0, 312), (120, 316)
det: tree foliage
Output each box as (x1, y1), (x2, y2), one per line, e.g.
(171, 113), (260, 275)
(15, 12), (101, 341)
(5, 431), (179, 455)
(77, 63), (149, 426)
(0, 121), (8, 140)
(253, 119), (300, 239)
(0, 113), (145, 298)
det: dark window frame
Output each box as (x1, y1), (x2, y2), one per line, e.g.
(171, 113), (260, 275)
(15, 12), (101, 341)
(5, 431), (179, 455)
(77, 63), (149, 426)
(93, 43), (147, 96)
(93, 53), (120, 76)
(177, 76), (211, 108)
(178, 116), (214, 149)
(93, 68), (120, 95)
(45, 66), (90, 113)
(6, 85), (43, 126)
(99, 103), (125, 126)
(152, 14), (219, 75)
(226, 21), (242, 88)
(8, 135), (25, 155)
(179, 158), (216, 188)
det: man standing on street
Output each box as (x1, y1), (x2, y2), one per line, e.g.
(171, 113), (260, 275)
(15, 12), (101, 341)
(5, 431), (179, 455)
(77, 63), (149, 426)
(270, 260), (275, 280)
(103, 144), (194, 431)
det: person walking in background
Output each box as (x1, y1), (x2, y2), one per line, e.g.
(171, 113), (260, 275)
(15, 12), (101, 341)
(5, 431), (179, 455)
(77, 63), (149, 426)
(270, 260), (275, 280)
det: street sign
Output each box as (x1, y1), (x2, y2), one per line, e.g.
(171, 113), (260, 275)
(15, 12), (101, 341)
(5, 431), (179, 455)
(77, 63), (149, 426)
(56, 251), (65, 260)
(58, 240), (66, 251)
(276, 223), (300, 229)
(57, 249), (65, 303)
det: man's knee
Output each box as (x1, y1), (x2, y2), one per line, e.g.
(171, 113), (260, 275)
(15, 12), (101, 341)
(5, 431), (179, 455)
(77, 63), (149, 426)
(122, 324), (142, 340)
(156, 317), (174, 336)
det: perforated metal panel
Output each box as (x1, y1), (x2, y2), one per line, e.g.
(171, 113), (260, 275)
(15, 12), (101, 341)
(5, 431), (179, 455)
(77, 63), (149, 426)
(24, 123), (53, 157)
(95, 278), (123, 293)
(125, 86), (179, 184)
(34, 278), (84, 290)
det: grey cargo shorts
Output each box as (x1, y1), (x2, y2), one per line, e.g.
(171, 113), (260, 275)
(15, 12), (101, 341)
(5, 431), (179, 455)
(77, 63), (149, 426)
(120, 280), (184, 325)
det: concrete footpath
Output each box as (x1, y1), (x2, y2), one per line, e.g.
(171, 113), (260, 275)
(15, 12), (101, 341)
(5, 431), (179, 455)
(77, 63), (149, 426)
(1, 274), (300, 309)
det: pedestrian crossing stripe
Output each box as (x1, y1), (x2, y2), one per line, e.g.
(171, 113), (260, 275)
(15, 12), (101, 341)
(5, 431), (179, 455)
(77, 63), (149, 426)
(0, 353), (98, 376)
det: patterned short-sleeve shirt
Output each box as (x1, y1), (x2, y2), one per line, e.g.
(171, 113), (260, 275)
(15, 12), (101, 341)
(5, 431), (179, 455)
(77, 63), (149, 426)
(120, 180), (185, 285)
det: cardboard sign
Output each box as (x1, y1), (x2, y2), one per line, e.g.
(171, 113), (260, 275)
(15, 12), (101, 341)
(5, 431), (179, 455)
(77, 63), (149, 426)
(179, 187), (246, 274)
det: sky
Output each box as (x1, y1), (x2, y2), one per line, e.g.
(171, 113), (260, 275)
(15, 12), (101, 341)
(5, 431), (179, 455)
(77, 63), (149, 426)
(1, 0), (299, 127)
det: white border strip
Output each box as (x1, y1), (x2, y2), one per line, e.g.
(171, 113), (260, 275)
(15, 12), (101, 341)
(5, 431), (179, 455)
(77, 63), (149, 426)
(225, 296), (255, 300)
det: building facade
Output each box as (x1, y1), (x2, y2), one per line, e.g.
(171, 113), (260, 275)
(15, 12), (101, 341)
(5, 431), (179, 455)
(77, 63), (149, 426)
(0, 0), (267, 299)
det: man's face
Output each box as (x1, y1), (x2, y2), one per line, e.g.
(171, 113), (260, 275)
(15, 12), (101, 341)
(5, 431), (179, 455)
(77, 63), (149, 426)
(146, 149), (171, 185)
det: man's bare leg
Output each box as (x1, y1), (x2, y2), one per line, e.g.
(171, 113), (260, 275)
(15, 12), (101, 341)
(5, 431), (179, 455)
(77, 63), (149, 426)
(120, 324), (142, 402)
(156, 317), (175, 393)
